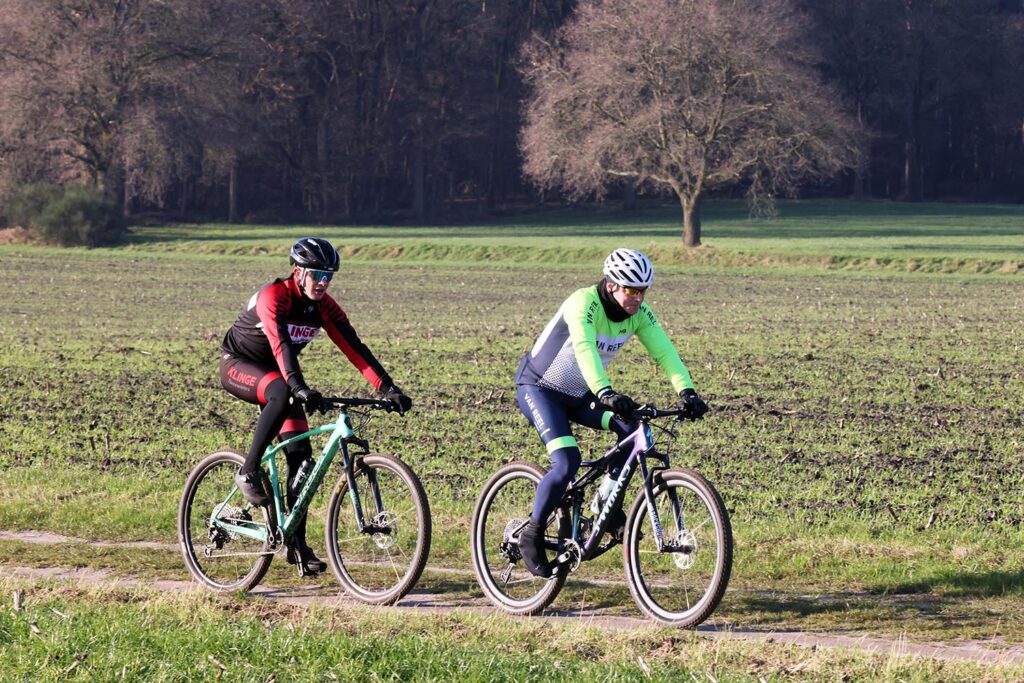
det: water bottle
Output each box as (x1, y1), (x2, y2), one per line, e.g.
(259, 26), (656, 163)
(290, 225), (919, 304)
(590, 473), (617, 514)
(289, 458), (315, 496)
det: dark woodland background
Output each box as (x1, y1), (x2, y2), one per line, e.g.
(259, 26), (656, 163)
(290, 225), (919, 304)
(1, 0), (1022, 225)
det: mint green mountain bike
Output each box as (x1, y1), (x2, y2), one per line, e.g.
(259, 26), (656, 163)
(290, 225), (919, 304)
(177, 397), (430, 605)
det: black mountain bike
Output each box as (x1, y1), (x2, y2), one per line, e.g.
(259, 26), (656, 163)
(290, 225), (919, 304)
(471, 405), (732, 627)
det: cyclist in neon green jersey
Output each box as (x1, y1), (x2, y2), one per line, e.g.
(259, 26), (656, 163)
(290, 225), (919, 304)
(514, 248), (709, 577)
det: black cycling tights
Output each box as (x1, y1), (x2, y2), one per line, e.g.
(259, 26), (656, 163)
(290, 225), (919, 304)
(220, 355), (312, 477)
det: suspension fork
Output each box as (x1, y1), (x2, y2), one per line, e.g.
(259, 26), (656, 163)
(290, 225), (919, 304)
(665, 482), (686, 541)
(339, 441), (371, 531)
(640, 452), (683, 552)
(365, 463), (385, 516)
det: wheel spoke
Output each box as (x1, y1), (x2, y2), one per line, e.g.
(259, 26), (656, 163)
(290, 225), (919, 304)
(179, 452), (274, 593)
(325, 456), (429, 605)
(624, 469), (732, 627)
(470, 463), (566, 615)
(333, 534), (366, 545)
(386, 549), (401, 579)
(685, 516), (713, 533)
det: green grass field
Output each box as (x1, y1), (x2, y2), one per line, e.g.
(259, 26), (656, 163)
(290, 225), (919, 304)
(7, 577), (1021, 683)
(1, 200), (1023, 679)
(121, 199), (1024, 273)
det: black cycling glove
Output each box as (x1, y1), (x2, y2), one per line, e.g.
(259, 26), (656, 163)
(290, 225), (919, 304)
(678, 388), (709, 419)
(293, 385), (325, 415)
(380, 384), (413, 415)
(597, 387), (638, 419)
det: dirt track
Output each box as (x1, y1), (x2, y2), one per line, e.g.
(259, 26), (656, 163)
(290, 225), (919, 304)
(3, 530), (1023, 668)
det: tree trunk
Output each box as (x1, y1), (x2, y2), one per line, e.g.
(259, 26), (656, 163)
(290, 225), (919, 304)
(228, 161), (238, 223)
(485, 148), (496, 210)
(178, 176), (191, 218)
(900, 130), (925, 202)
(122, 173), (131, 219)
(317, 117), (329, 220)
(622, 177), (637, 211)
(852, 158), (868, 200)
(899, 0), (923, 202)
(102, 163), (125, 215)
(413, 145), (426, 223)
(681, 195), (702, 247)
(852, 102), (869, 200)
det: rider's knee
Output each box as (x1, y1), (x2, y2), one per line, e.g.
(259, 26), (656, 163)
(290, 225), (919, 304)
(548, 446), (582, 484)
(263, 379), (290, 404)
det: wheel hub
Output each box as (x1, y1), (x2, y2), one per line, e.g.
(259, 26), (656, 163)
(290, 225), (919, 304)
(500, 518), (527, 562)
(206, 505), (251, 550)
(670, 529), (698, 569)
(369, 511), (398, 549)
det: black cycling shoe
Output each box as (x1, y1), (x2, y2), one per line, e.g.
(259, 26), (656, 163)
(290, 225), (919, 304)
(234, 470), (271, 507)
(517, 518), (552, 578)
(287, 542), (327, 575)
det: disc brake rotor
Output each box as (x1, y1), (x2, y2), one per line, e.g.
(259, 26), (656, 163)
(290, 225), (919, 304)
(670, 529), (698, 570)
(370, 511), (398, 549)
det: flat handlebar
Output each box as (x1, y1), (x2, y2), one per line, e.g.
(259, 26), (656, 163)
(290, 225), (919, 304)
(322, 397), (398, 412)
(632, 405), (703, 421)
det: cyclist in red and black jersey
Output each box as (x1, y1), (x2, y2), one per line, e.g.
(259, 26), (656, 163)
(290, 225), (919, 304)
(220, 236), (412, 574)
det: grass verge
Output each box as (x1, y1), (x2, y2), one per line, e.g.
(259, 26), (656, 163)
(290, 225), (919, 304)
(3, 575), (1023, 682)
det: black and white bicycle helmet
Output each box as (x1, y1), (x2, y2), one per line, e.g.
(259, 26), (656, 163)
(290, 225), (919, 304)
(289, 237), (340, 271)
(603, 248), (654, 288)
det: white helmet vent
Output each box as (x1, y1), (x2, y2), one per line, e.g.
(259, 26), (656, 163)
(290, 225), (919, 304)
(603, 248), (654, 288)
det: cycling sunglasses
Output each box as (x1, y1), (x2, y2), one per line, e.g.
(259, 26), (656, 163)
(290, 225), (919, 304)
(620, 285), (648, 296)
(303, 268), (334, 283)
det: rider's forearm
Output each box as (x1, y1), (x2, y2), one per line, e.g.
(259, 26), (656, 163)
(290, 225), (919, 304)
(637, 322), (695, 393)
(320, 300), (390, 390)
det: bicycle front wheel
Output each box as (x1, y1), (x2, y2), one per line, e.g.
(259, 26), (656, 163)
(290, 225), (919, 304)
(324, 453), (431, 605)
(177, 449), (275, 592)
(470, 461), (568, 615)
(624, 467), (732, 627)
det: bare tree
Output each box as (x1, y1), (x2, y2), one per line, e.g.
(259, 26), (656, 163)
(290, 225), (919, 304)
(520, 0), (862, 246)
(0, 0), (249, 214)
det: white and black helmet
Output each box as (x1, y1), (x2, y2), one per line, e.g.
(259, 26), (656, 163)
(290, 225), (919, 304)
(603, 248), (654, 288)
(290, 237), (340, 271)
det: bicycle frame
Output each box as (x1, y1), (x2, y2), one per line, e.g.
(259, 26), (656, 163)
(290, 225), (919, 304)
(556, 417), (683, 566)
(211, 408), (370, 545)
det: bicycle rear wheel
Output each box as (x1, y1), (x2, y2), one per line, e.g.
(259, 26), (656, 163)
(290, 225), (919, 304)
(324, 454), (431, 605)
(177, 449), (275, 592)
(623, 467), (732, 627)
(470, 461), (568, 615)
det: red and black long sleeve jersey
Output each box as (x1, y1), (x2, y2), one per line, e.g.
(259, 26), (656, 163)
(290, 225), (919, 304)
(221, 276), (390, 391)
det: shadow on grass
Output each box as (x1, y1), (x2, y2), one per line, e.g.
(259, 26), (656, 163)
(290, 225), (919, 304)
(734, 593), (868, 621)
(874, 568), (1024, 598)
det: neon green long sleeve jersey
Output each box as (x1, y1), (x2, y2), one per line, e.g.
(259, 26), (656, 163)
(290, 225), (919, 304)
(514, 285), (695, 397)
